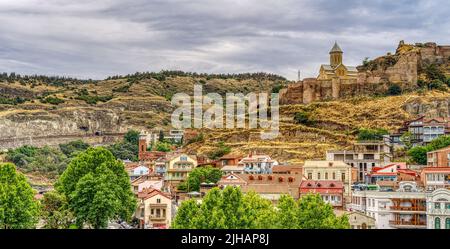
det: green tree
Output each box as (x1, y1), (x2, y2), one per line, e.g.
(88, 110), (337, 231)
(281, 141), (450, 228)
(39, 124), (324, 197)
(276, 195), (299, 228)
(296, 194), (349, 229)
(155, 141), (172, 152)
(56, 147), (137, 228)
(59, 140), (90, 157)
(407, 135), (450, 165)
(0, 163), (40, 229)
(124, 129), (140, 145)
(242, 192), (277, 229)
(357, 128), (389, 141)
(171, 199), (200, 229)
(178, 166), (223, 192)
(106, 141), (138, 161)
(400, 131), (413, 150)
(6, 145), (69, 178)
(158, 130), (165, 142)
(40, 191), (74, 229)
(171, 188), (349, 229)
(407, 146), (428, 165)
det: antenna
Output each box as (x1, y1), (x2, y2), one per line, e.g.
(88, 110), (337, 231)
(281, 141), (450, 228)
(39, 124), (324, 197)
(297, 70), (301, 81)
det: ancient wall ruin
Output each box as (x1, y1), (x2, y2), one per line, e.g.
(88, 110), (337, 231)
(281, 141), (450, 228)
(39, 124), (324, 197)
(280, 42), (450, 105)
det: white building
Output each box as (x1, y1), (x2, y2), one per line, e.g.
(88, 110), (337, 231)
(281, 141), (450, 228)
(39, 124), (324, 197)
(326, 139), (392, 183)
(426, 188), (450, 229)
(238, 152), (278, 174)
(350, 182), (426, 229)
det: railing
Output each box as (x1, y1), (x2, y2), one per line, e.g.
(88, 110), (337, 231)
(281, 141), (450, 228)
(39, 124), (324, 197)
(167, 168), (192, 172)
(149, 215), (166, 221)
(390, 206), (426, 211)
(389, 220), (426, 226)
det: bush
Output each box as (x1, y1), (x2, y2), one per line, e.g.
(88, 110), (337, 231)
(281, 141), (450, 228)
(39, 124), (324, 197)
(41, 96), (65, 105)
(6, 145), (69, 177)
(357, 128), (389, 141)
(155, 142), (172, 152)
(0, 96), (28, 105)
(271, 83), (284, 93)
(387, 84), (402, 96)
(186, 133), (205, 145)
(294, 111), (314, 125)
(207, 141), (231, 160)
(407, 135), (450, 165)
(424, 64), (446, 82)
(59, 140), (90, 157)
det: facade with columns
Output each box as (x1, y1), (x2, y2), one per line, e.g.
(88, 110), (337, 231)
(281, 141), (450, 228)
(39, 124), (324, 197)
(426, 188), (450, 229)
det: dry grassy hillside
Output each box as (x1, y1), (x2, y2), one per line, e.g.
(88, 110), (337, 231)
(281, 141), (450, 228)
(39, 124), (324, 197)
(183, 91), (450, 164)
(0, 73), (288, 139)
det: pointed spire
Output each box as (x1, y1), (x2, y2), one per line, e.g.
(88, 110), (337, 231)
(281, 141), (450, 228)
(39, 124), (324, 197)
(330, 41), (343, 53)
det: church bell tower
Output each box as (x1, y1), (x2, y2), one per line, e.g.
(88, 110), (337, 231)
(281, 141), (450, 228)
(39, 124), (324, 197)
(329, 41), (343, 68)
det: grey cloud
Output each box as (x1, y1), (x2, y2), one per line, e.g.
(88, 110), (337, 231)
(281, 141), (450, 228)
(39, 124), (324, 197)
(0, 0), (448, 80)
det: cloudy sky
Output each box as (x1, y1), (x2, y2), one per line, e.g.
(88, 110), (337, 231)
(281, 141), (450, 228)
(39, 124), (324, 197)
(0, 0), (449, 80)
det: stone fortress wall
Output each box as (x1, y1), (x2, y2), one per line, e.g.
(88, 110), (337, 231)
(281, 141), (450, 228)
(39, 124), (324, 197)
(280, 41), (450, 105)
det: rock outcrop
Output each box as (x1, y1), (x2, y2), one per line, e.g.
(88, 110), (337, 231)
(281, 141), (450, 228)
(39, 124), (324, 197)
(280, 41), (450, 105)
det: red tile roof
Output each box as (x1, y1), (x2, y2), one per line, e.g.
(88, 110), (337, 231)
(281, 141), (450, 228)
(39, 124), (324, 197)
(299, 180), (344, 194)
(138, 188), (171, 200)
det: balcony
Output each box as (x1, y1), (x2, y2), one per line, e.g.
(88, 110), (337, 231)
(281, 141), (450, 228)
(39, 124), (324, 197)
(167, 168), (192, 172)
(155, 167), (166, 174)
(150, 203), (167, 208)
(149, 215), (166, 221)
(390, 206), (426, 212)
(389, 220), (426, 227)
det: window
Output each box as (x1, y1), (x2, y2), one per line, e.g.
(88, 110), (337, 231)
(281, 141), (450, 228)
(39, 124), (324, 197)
(308, 173), (312, 180)
(318, 173), (321, 180)
(157, 198), (161, 204)
(446, 203), (450, 209)
(342, 173), (345, 181)
(325, 172), (328, 180)
(435, 217), (441, 229)
(435, 203), (441, 209)
(332, 172), (336, 180)
(446, 218), (450, 229)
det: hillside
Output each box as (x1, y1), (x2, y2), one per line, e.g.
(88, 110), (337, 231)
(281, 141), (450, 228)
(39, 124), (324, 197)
(183, 91), (450, 164)
(0, 71), (288, 148)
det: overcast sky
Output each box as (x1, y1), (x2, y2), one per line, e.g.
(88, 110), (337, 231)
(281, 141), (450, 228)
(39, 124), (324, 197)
(0, 0), (449, 80)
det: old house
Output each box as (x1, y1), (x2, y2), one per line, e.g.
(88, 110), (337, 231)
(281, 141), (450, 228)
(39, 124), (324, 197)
(135, 188), (172, 229)
(300, 180), (344, 209)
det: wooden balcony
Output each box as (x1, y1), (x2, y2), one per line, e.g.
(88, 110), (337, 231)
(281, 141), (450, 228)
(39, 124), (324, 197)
(149, 215), (166, 221)
(390, 206), (426, 212)
(389, 220), (426, 227)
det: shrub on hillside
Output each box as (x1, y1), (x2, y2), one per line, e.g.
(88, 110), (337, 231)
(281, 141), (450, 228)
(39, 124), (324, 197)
(357, 128), (389, 141)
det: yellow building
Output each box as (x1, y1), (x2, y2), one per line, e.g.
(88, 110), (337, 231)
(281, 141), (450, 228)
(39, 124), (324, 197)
(165, 154), (198, 187)
(136, 188), (172, 228)
(317, 42), (358, 80)
(302, 160), (354, 203)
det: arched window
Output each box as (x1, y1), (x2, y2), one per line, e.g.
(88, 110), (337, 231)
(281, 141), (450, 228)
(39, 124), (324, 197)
(435, 217), (441, 229)
(446, 218), (450, 229)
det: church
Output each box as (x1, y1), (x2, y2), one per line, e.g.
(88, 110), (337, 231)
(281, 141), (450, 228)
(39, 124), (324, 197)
(317, 42), (358, 80)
